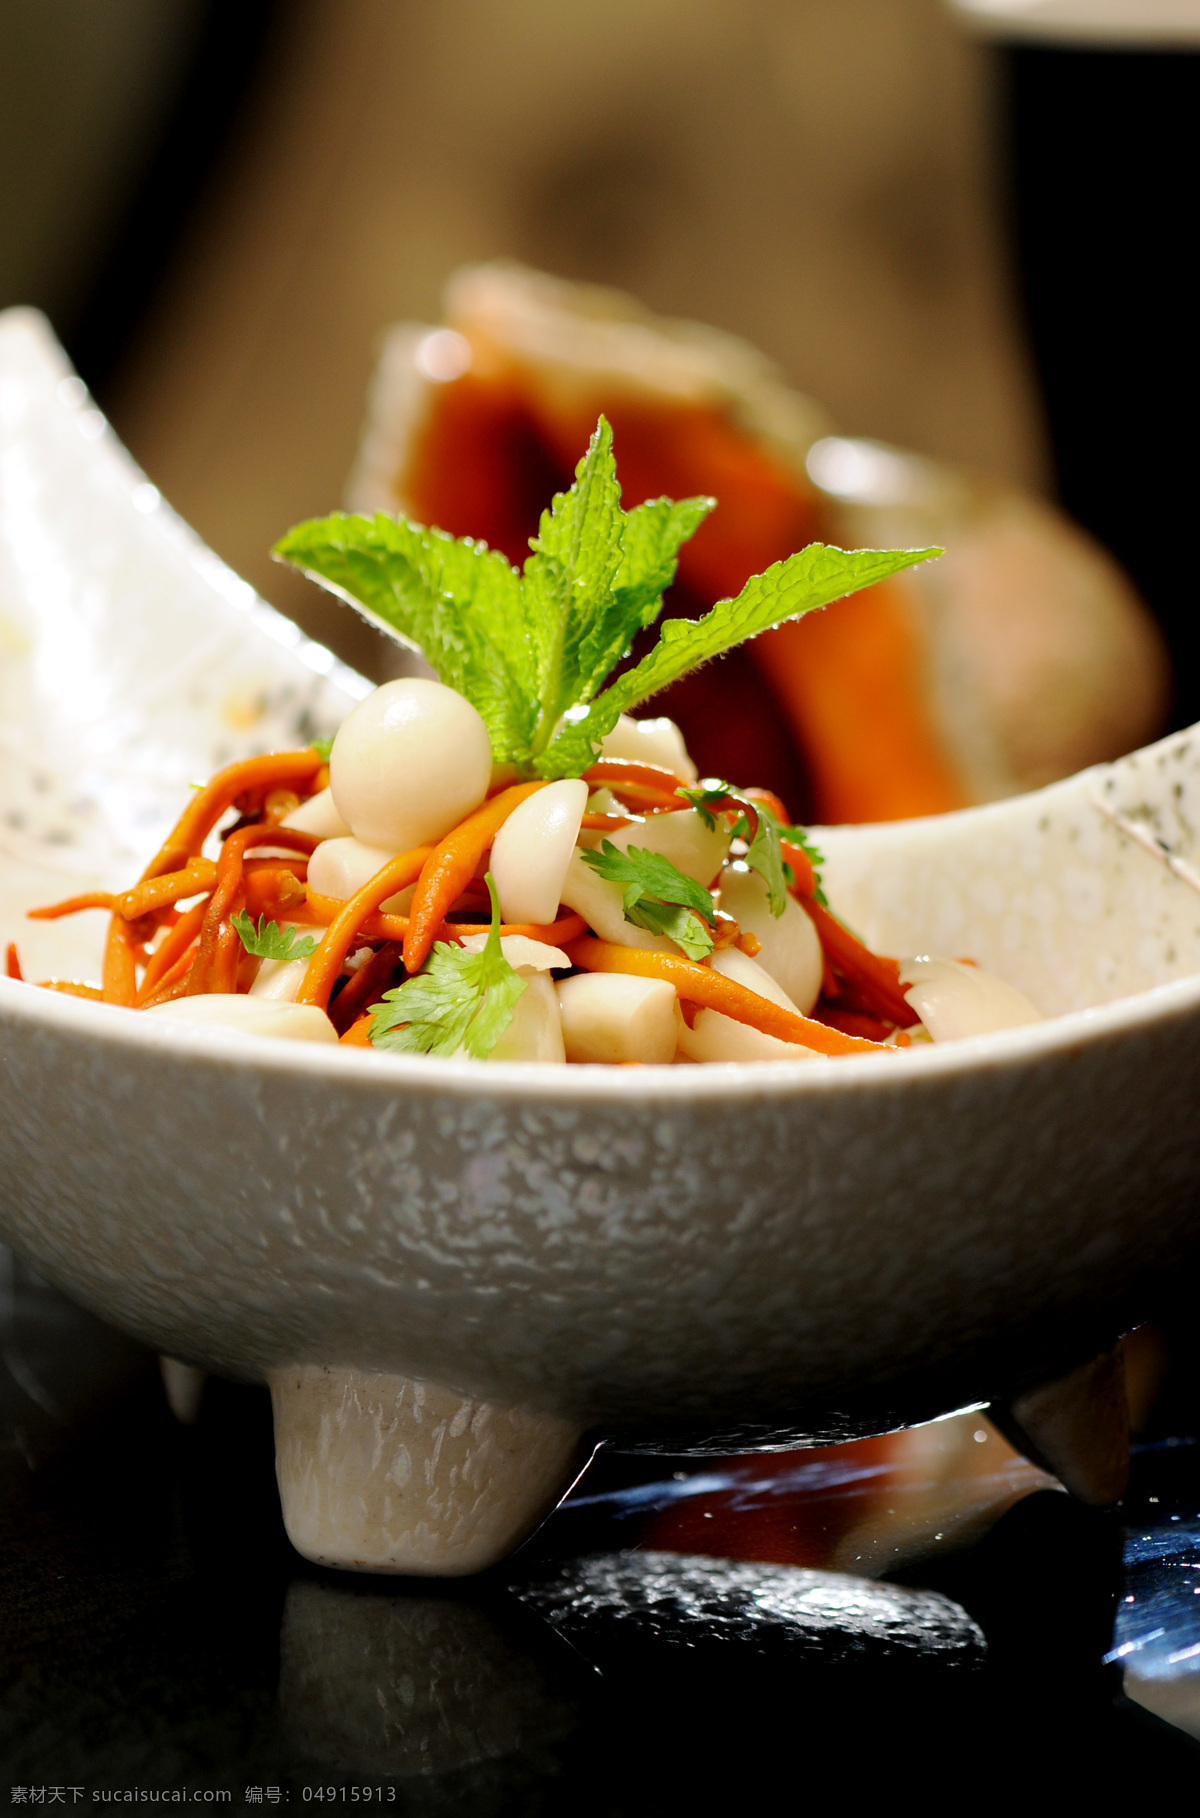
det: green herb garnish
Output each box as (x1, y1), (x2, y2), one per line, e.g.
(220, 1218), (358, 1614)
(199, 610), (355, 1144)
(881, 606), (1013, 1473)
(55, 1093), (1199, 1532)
(580, 841), (716, 961)
(368, 873), (526, 1059)
(274, 417), (939, 781)
(673, 782), (792, 916)
(310, 735), (335, 762)
(230, 911), (318, 962)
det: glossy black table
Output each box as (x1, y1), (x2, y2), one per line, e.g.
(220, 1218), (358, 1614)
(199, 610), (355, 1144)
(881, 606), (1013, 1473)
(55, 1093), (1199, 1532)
(3, 1260), (1199, 1808)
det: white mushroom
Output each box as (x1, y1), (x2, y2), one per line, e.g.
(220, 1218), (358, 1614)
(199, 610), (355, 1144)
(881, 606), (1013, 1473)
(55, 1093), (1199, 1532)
(557, 972), (681, 1064)
(898, 958), (1043, 1042)
(248, 953), (311, 1003)
(489, 779), (588, 925)
(329, 677), (492, 850)
(143, 996), (337, 1042)
(599, 713), (697, 781)
(307, 836), (414, 913)
(488, 972), (565, 1062)
(677, 1011), (819, 1064)
(280, 785), (350, 841)
(676, 946), (816, 1064)
(717, 863), (822, 1014)
(456, 934), (569, 971)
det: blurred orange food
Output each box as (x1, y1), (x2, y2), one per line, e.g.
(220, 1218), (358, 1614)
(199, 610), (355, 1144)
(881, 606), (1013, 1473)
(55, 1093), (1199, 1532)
(348, 264), (1167, 825)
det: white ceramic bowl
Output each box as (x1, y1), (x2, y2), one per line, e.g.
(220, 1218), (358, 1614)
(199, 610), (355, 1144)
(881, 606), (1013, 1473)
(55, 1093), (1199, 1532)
(3, 309), (1200, 1576)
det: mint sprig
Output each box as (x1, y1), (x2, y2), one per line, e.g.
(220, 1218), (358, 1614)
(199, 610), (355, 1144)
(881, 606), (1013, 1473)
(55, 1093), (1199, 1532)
(230, 911), (318, 962)
(581, 840), (716, 961)
(368, 873), (526, 1059)
(275, 417), (939, 781)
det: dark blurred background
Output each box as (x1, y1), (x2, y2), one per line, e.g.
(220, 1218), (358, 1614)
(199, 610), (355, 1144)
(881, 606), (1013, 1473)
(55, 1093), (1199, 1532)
(0, 0), (1196, 693)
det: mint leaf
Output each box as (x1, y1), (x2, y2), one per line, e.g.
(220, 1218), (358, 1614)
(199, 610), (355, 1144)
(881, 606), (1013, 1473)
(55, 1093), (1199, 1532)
(368, 873), (526, 1059)
(613, 495), (714, 625)
(273, 514), (537, 762)
(523, 419), (625, 754)
(580, 840), (715, 960)
(230, 911), (318, 962)
(536, 542), (941, 777)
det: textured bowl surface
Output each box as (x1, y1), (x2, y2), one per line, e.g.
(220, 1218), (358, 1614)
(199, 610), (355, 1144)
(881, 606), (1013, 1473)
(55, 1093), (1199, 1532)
(3, 306), (1200, 1456)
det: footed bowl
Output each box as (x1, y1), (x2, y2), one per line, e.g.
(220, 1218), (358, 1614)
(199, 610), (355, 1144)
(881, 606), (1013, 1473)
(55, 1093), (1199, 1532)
(3, 308), (1200, 1574)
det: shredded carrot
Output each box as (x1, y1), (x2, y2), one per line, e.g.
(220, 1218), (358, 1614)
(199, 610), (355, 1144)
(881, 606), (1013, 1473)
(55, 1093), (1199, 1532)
(743, 786), (792, 827)
(403, 782), (545, 974)
(242, 866), (308, 920)
(26, 891), (115, 921)
(580, 813), (636, 832)
(209, 921), (243, 995)
(780, 838), (817, 899)
(298, 850), (433, 1009)
(138, 944), (201, 1009)
(5, 942), (23, 981)
(108, 860), (218, 922)
(330, 941), (403, 1034)
(137, 903), (208, 1002)
(563, 937), (889, 1056)
(797, 896), (916, 1027)
(102, 916), (139, 1005)
(37, 980), (105, 1000)
(301, 890), (585, 950)
(339, 1015), (374, 1046)
(582, 760), (689, 793)
(141, 750), (324, 882)
(593, 781), (684, 814)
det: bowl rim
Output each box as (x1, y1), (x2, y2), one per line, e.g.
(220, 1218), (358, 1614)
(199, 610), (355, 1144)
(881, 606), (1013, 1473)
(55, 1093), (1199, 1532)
(5, 963), (1200, 1108)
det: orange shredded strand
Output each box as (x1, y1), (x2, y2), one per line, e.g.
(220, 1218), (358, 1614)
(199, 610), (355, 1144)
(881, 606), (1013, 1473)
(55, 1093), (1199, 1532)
(109, 860), (218, 921)
(582, 760), (689, 792)
(137, 903), (208, 1001)
(5, 942), (23, 981)
(102, 916), (138, 1005)
(329, 941), (404, 1034)
(780, 838), (817, 899)
(339, 1015), (374, 1046)
(797, 896), (915, 1027)
(563, 936), (888, 1056)
(403, 782), (545, 974)
(138, 944), (202, 1009)
(298, 850), (433, 1009)
(26, 891), (115, 921)
(37, 980), (105, 1000)
(142, 750), (324, 882)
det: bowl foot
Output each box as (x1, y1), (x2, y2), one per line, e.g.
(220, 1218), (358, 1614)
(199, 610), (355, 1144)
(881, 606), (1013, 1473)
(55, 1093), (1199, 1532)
(269, 1364), (586, 1575)
(993, 1344), (1129, 1506)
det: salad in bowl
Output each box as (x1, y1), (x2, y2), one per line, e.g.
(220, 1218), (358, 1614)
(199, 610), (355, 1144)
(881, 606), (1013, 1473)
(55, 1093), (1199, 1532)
(14, 421), (1039, 1069)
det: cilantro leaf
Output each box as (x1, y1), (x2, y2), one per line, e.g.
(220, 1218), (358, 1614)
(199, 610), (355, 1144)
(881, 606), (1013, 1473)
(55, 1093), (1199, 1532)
(675, 783), (819, 916)
(536, 542), (941, 777)
(743, 813), (788, 918)
(230, 911), (318, 962)
(368, 873), (526, 1059)
(310, 735), (335, 762)
(581, 840), (716, 960)
(777, 823), (828, 907)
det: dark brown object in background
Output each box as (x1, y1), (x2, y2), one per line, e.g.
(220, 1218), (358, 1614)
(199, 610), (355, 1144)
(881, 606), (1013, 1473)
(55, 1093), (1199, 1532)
(1002, 45), (1200, 726)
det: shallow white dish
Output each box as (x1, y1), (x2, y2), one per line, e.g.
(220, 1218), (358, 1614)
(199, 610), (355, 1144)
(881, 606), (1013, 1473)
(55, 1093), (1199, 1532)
(3, 309), (1200, 1576)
